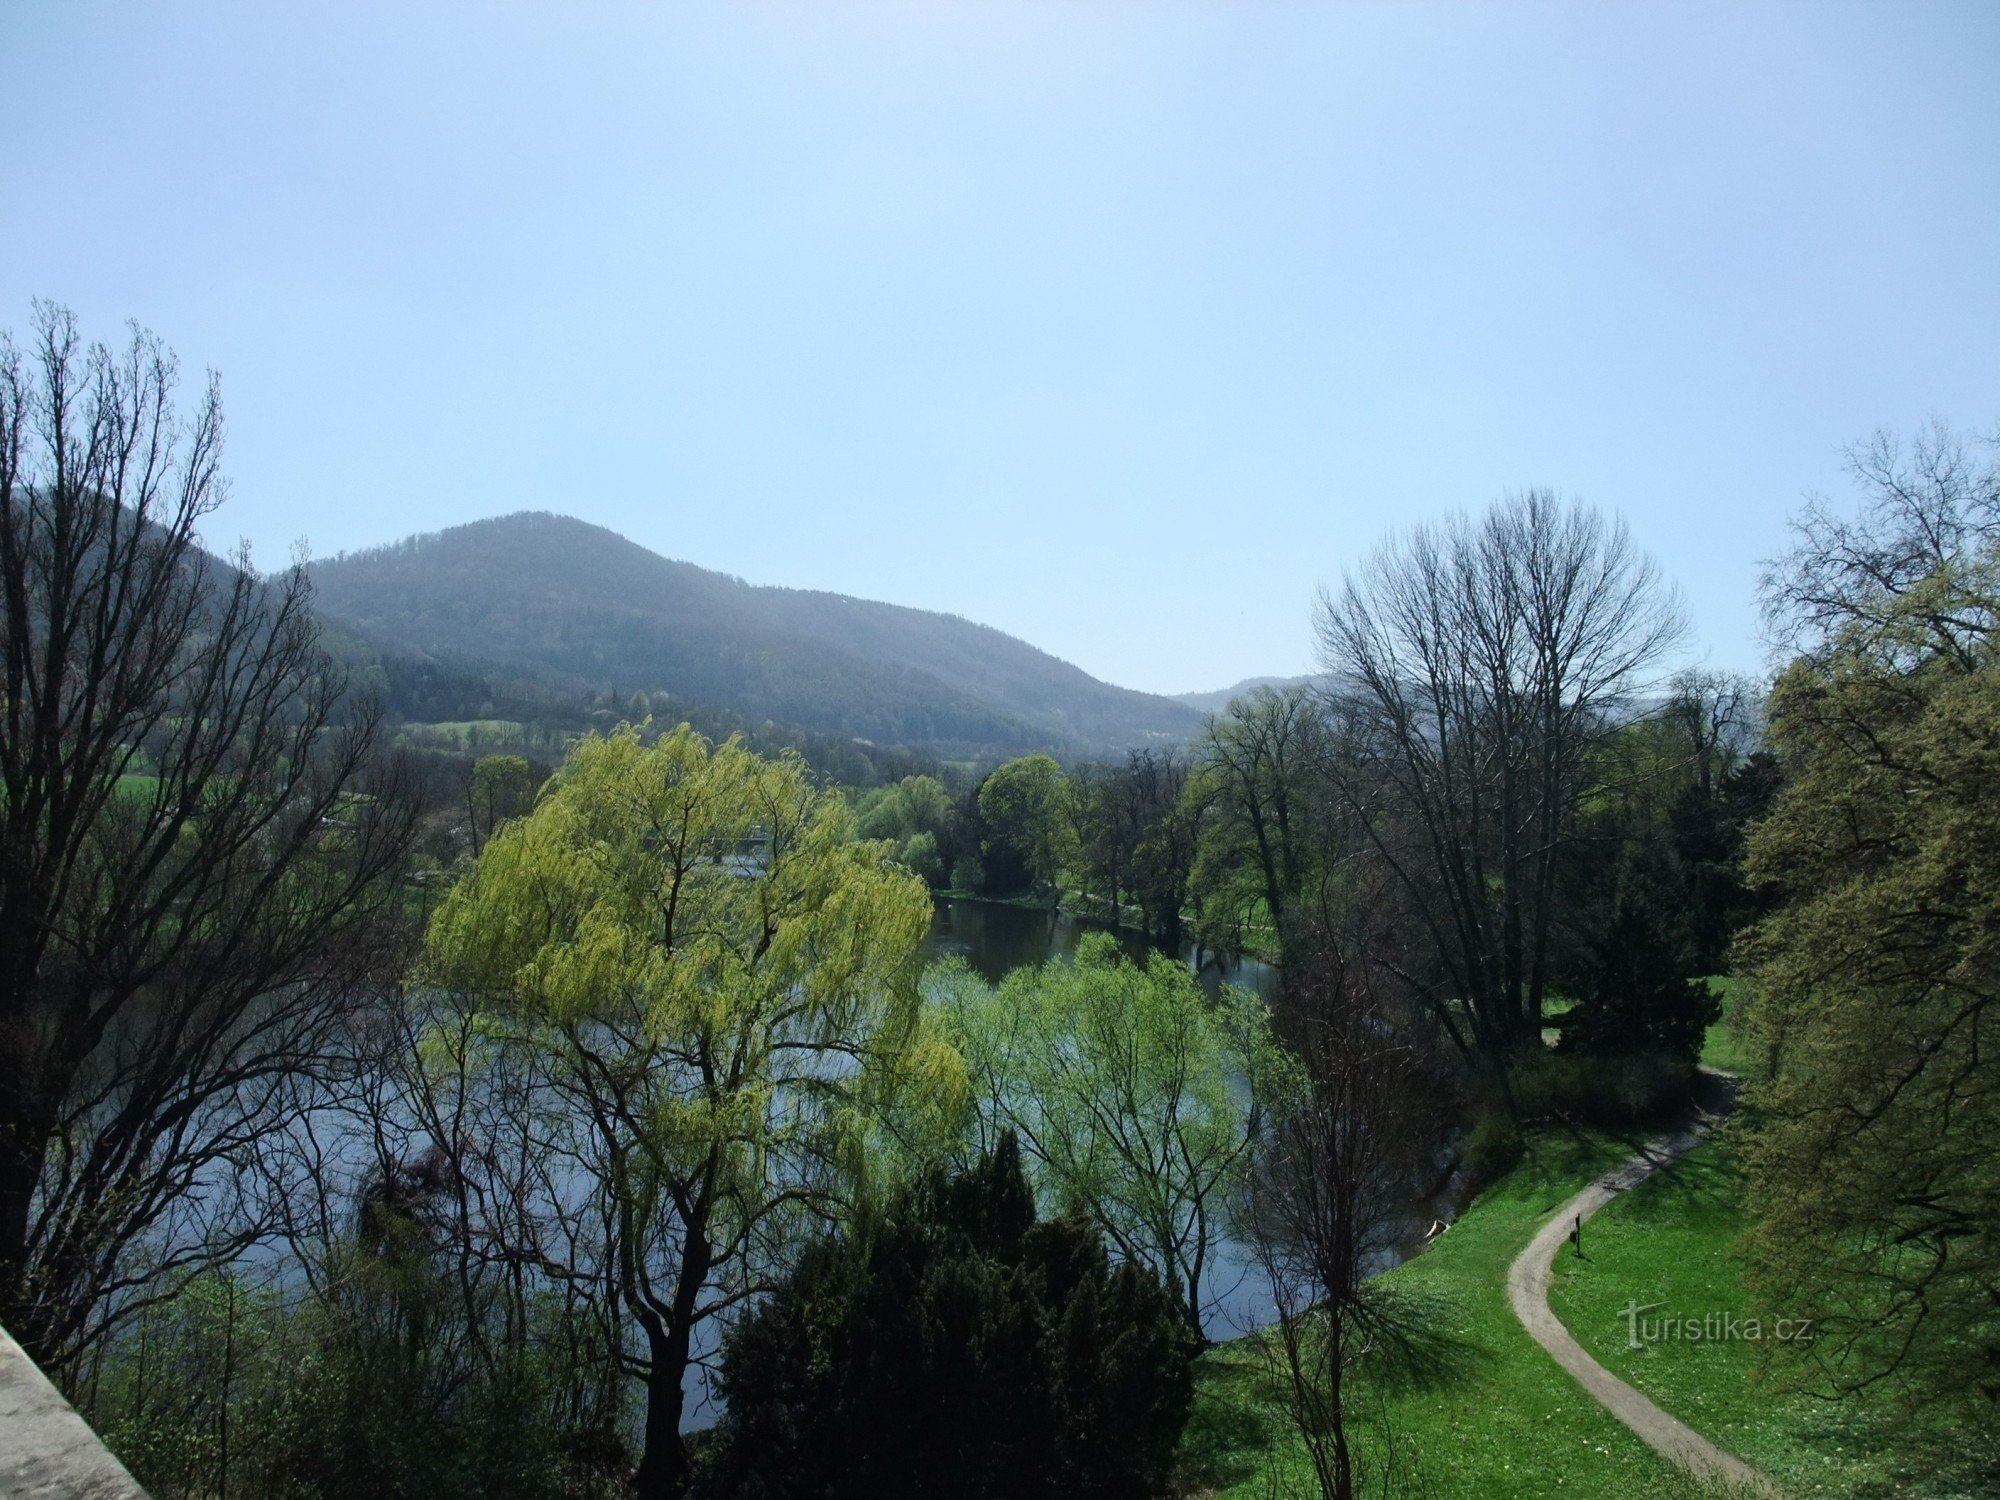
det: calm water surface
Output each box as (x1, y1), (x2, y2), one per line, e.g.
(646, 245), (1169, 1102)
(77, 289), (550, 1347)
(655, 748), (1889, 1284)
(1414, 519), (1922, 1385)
(918, 897), (1463, 1344)
(922, 895), (1282, 1003)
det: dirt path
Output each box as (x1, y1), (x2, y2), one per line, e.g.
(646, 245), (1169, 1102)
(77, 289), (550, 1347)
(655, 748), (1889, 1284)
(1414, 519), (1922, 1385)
(1505, 1072), (1772, 1493)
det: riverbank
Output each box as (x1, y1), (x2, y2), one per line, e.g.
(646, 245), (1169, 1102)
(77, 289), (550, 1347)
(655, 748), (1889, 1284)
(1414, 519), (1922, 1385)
(1178, 1110), (1988, 1500)
(1177, 1128), (1719, 1498)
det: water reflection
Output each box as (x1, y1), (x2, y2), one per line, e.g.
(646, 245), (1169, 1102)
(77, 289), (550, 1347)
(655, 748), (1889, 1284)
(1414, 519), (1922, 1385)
(923, 896), (1281, 1004)
(920, 897), (1466, 1343)
(921, 896), (1289, 1339)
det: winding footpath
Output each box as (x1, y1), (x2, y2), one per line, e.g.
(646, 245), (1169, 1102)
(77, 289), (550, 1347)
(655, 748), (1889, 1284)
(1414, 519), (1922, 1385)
(1504, 1070), (1772, 1494)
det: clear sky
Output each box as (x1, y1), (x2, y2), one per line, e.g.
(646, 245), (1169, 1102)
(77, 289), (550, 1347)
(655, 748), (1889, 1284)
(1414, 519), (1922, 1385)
(3, 2), (1995, 696)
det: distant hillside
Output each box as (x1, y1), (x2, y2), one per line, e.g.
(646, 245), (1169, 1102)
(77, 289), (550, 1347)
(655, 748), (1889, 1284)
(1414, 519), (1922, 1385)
(1172, 675), (1320, 716)
(308, 512), (1203, 758)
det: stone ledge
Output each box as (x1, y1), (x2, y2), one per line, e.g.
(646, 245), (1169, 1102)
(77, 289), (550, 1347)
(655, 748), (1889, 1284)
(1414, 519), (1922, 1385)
(0, 1323), (148, 1499)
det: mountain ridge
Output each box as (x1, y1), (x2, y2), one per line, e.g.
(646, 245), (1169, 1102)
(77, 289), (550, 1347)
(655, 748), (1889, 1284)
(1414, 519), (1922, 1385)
(1171, 675), (1321, 715)
(308, 511), (1203, 757)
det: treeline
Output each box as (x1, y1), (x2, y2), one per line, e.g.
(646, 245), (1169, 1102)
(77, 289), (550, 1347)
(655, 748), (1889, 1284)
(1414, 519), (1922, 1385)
(968, 670), (1772, 1092)
(346, 629), (964, 795)
(3, 305), (1994, 1500)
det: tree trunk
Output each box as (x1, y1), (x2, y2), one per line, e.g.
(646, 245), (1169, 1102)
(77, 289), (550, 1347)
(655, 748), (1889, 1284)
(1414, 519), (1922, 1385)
(0, 1108), (51, 1360)
(632, 1319), (692, 1500)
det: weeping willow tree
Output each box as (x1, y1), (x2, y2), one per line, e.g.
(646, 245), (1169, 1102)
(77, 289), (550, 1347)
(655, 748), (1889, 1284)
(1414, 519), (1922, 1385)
(940, 933), (1274, 1341)
(423, 723), (961, 1498)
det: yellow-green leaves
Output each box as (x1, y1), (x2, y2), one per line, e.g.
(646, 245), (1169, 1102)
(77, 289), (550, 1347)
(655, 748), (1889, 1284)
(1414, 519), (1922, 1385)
(1738, 562), (2000, 1416)
(420, 721), (947, 1297)
(939, 932), (1274, 1335)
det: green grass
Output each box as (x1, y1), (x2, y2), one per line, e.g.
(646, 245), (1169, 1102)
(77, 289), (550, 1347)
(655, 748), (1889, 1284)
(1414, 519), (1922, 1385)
(1180, 1130), (1746, 1498)
(1551, 1140), (1984, 1500)
(1182, 990), (1981, 1499)
(396, 719), (527, 748)
(1698, 976), (1765, 1077)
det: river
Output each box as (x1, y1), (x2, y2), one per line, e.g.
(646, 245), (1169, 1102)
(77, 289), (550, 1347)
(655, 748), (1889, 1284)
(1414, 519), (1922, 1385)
(922, 894), (1282, 1002)
(917, 895), (1464, 1345)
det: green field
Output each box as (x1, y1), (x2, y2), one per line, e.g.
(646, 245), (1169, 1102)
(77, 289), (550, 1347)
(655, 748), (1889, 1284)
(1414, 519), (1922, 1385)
(1181, 979), (1987, 1500)
(1551, 1140), (1985, 1499)
(1698, 977), (1764, 1077)
(1180, 1129), (1745, 1498)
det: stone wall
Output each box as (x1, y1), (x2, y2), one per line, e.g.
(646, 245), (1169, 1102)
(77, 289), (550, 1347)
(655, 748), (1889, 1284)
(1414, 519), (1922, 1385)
(0, 1324), (148, 1499)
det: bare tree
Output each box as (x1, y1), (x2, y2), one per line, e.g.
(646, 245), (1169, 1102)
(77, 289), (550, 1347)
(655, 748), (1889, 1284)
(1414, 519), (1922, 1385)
(1763, 420), (1999, 668)
(1240, 949), (1455, 1500)
(1196, 684), (1347, 964)
(0, 304), (415, 1375)
(1313, 491), (1685, 1060)
(1662, 668), (1754, 802)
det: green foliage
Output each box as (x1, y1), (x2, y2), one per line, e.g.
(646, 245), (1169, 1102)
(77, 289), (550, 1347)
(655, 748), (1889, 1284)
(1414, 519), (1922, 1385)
(1740, 648), (2000, 1418)
(854, 773), (956, 886)
(1190, 685), (1328, 962)
(697, 1136), (1195, 1499)
(1459, 1110), (1524, 1190)
(422, 722), (961, 1490)
(1501, 1049), (1697, 1130)
(468, 751), (535, 851)
(938, 933), (1274, 1337)
(977, 754), (1074, 898)
(1066, 749), (1206, 949)
(94, 1261), (624, 1500)
(1695, 977), (1763, 1078)
(1737, 427), (2000, 1430)
(1548, 671), (1767, 1068)
(425, 721), (957, 1177)
(1556, 899), (1719, 1064)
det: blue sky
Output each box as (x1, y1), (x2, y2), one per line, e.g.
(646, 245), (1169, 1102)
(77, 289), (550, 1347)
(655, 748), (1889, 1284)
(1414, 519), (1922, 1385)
(3, 2), (1995, 695)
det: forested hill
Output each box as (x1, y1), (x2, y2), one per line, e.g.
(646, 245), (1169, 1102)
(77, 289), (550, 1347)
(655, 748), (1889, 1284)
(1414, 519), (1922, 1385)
(1171, 675), (1319, 715)
(308, 512), (1203, 757)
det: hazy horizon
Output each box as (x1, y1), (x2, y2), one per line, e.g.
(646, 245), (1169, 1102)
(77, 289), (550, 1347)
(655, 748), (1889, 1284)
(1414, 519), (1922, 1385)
(4, 1), (1996, 695)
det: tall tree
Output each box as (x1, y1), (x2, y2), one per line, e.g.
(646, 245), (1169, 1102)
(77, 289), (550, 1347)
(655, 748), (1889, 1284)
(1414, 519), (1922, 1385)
(1740, 424), (1999, 1427)
(1071, 749), (1205, 949)
(939, 934), (1273, 1340)
(977, 754), (1073, 901)
(0, 304), (415, 1373)
(1193, 685), (1332, 963)
(423, 723), (956, 1497)
(466, 751), (534, 854)
(1312, 491), (1685, 1060)
(1239, 948), (1455, 1500)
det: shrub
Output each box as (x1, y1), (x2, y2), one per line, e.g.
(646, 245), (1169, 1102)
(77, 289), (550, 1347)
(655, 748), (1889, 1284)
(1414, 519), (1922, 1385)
(1460, 1109), (1525, 1190)
(696, 1135), (1194, 1499)
(1504, 1049), (1695, 1131)
(92, 1248), (625, 1500)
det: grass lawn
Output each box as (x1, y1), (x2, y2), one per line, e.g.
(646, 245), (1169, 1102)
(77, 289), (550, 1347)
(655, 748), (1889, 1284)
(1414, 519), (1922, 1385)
(1181, 997), (1982, 1498)
(397, 718), (527, 747)
(1180, 1130), (1745, 1499)
(1698, 977), (1764, 1077)
(1551, 1140), (1985, 1500)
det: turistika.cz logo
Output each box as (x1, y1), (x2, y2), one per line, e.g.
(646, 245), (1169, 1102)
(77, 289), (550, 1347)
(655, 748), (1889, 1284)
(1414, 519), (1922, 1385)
(1618, 1300), (1815, 1350)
